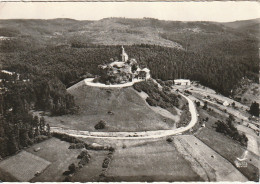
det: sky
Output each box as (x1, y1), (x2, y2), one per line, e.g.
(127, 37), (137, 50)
(0, 1), (259, 22)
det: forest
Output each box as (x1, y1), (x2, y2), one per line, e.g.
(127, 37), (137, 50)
(0, 68), (77, 158)
(2, 40), (258, 96)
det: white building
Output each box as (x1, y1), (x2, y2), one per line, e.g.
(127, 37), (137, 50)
(121, 46), (128, 62)
(174, 79), (191, 86)
(141, 68), (151, 79)
(223, 101), (230, 107)
(136, 68), (150, 80)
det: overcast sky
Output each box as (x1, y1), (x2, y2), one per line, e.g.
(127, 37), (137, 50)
(0, 1), (259, 22)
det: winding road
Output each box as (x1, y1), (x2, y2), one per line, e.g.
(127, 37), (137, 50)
(51, 93), (198, 140)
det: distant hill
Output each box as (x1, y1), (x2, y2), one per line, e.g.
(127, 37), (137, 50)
(222, 18), (260, 29)
(222, 18), (260, 39)
(1, 17), (258, 50)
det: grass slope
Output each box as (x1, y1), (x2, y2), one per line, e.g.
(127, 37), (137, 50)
(44, 81), (177, 132)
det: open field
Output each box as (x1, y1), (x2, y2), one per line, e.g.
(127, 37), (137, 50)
(0, 151), (51, 182)
(237, 125), (260, 155)
(43, 82), (178, 132)
(195, 128), (259, 181)
(193, 107), (259, 181)
(0, 167), (18, 182)
(105, 139), (202, 182)
(82, 134), (256, 182)
(26, 138), (82, 182)
(175, 135), (247, 181)
(0, 137), (109, 182)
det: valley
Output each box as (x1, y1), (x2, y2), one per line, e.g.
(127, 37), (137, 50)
(2, 77), (257, 182)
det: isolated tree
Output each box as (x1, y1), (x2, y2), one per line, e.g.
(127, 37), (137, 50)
(232, 102), (236, 107)
(249, 102), (259, 117)
(68, 163), (76, 173)
(166, 137), (173, 143)
(203, 101), (208, 110)
(228, 114), (235, 122)
(95, 120), (106, 130)
(195, 101), (200, 107)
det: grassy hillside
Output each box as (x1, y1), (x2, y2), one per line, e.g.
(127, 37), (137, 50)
(42, 81), (178, 132)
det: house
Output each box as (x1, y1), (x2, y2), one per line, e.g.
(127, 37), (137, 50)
(137, 71), (147, 80)
(141, 68), (151, 79)
(174, 79), (191, 86)
(137, 68), (150, 80)
(223, 101), (230, 107)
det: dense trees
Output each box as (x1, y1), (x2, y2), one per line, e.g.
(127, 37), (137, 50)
(0, 111), (50, 157)
(0, 69), (77, 158)
(2, 42), (257, 97)
(133, 80), (179, 109)
(1, 73), (77, 116)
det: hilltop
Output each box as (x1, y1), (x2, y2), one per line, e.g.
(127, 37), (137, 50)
(41, 80), (181, 132)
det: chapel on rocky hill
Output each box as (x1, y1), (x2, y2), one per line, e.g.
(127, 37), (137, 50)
(97, 46), (150, 85)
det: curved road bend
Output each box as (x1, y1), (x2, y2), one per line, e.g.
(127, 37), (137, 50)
(51, 93), (198, 140)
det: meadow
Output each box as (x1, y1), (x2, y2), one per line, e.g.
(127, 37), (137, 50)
(43, 83), (178, 132)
